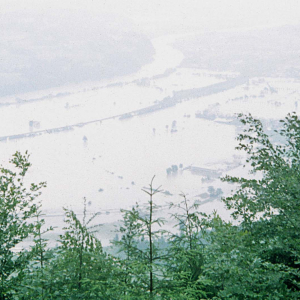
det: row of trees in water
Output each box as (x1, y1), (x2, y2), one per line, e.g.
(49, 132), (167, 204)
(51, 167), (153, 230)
(1, 113), (300, 299)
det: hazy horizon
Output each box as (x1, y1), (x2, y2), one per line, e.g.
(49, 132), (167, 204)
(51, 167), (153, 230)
(1, 1), (300, 245)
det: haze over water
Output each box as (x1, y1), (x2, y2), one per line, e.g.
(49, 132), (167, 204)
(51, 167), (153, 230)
(1, 1), (300, 244)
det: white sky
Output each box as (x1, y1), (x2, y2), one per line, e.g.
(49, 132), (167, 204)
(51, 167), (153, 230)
(1, 0), (300, 34)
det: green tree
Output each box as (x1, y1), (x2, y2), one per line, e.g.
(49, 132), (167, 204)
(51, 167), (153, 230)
(54, 198), (108, 298)
(202, 113), (300, 299)
(224, 113), (300, 277)
(114, 176), (167, 299)
(112, 204), (144, 298)
(14, 204), (54, 299)
(0, 151), (46, 299)
(141, 176), (166, 298)
(165, 194), (211, 299)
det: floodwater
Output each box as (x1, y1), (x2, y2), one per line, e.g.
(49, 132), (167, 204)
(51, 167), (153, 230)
(2, 33), (297, 245)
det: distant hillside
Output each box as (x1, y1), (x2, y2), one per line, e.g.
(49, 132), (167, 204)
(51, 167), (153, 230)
(174, 25), (300, 78)
(0, 10), (155, 97)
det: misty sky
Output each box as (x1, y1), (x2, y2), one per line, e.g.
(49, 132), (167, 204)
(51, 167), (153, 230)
(2, 0), (300, 35)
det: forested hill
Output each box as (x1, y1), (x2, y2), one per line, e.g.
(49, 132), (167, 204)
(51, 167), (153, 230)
(0, 10), (154, 97)
(175, 24), (300, 78)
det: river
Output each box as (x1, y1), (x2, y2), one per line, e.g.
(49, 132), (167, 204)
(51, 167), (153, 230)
(1, 33), (242, 246)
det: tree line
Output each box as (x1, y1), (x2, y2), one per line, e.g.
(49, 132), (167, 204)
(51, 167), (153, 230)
(1, 113), (300, 299)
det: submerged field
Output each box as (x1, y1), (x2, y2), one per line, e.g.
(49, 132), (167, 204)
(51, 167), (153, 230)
(1, 31), (300, 246)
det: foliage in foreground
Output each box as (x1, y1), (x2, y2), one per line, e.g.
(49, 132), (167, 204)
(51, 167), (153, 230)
(1, 113), (300, 299)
